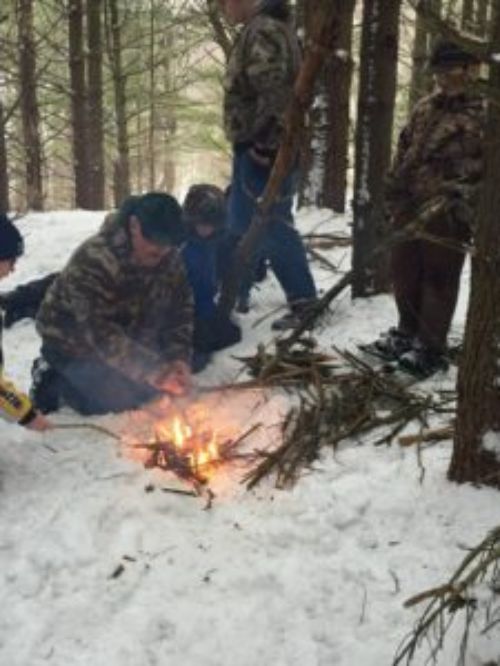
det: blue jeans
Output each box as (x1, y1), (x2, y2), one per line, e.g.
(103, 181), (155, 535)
(226, 147), (316, 305)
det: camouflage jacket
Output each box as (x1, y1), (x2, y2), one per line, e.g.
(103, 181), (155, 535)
(0, 310), (35, 425)
(223, 9), (301, 150)
(36, 214), (194, 385)
(385, 91), (485, 223)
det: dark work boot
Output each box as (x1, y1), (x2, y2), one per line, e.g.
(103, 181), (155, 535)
(271, 299), (318, 332)
(30, 357), (61, 414)
(398, 341), (449, 379)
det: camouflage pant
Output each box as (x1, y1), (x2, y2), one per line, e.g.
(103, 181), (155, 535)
(391, 212), (470, 353)
(41, 344), (159, 415)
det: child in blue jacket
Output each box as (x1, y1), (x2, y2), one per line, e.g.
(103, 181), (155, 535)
(182, 184), (241, 370)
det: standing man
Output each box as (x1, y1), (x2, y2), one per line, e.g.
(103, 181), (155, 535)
(222, 0), (317, 329)
(33, 193), (193, 415)
(370, 41), (485, 378)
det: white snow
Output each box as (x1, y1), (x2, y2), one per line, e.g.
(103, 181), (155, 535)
(0, 209), (499, 666)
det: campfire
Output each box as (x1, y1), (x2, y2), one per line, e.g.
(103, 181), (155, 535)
(126, 405), (260, 489)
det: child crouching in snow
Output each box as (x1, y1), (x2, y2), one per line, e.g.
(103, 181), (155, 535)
(182, 184), (241, 372)
(0, 215), (52, 431)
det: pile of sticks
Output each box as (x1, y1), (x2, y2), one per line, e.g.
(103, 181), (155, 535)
(236, 339), (340, 389)
(243, 347), (454, 490)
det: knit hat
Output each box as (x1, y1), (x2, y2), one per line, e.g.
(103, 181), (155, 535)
(0, 214), (24, 261)
(125, 192), (184, 246)
(183, 184), (226, 231)
(430, 41), (481, 71)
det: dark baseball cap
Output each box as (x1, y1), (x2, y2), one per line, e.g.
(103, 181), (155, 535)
(133, 192), (184, 246)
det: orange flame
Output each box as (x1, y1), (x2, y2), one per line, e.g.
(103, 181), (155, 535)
(153, 412), (221, 478)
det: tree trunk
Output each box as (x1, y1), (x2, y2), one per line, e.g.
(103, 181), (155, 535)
(449, 2), (500, 489)
(87, 0), (105, 208)
(105, 0), (130, 206)
(477, 0), (490, 36)
(321, 0), (355, 213)
(16, 0), (43, 210)
(351, 0), (401, 298)
(68, 0), (90, 208)
(462, 0), (475, 31)
(0, 102), (10, 214)
(298, 0), (354, 213)
(409, 0), (441, 110)
(206, 0), (232, 60)
(148, 0), (156, 191)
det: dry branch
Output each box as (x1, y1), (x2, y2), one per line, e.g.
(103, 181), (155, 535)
(393, 527), (500, 666)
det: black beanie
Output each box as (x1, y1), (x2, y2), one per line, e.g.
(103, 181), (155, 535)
(0, 214), (24, 261)
(430, 41), (481, 71)
(183, 184), (226, 232)
(128, 192), (184, 246)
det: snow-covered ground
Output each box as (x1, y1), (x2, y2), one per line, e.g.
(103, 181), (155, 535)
(0, 210), (499, 666)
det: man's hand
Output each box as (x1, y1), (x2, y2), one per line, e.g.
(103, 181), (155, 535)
(151, 361), (192, 396)
(26, 412), (54, 432)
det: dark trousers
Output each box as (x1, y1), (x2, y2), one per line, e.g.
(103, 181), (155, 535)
(42, 345), (159, 415)
(391, 214), (469, 353)
(226, 147), (317, 304)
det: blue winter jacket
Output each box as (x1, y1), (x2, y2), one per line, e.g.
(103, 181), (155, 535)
(181, 236), (218, 319)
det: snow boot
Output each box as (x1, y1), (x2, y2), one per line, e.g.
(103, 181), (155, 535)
(30, 357), (61, 414)
(398, 342), (449, 379)
(271, 299), (318, 332)
(360, 328), (413, 362)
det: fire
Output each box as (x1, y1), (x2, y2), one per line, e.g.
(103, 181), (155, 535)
(152, 413), (221, 480)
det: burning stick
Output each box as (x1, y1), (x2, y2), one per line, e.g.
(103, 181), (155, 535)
(126, 418), (262, 490)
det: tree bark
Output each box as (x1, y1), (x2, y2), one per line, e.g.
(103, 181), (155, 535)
(86, 0), (105, 208)
(105, 0), (130, 206)
(206, 0), (232, 60)
(351, 0), (402, 298)
(148, 0), (156, 191)
(0, 102), (10, 214)
(409, 0), (441, 109)
(68, 0), (90, 208)
(462, 0), (475, 31)
(322, 0), (355, 213)
(449, 0), (500, 489)
(298, 0), (354, 213)
(16, 0), (43, 210)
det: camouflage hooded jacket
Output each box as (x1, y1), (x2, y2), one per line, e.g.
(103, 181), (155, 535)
(223, 1), (301, 151)
(36, 214), (194, 385)
(385, 90), (486, 223)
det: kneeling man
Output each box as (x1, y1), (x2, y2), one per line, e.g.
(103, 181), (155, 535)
(33, 193), (193, 415)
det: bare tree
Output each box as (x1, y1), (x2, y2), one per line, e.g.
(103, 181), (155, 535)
(0, 102), (9, 213)
(68, 0), (90, 208)
(87, 0), (105, 208)
(449, 0), (500, 489)
(105, 0), (130, 205)
(299, 0), (355, 213)
(16, 0), (44, 210)
(351, 0), (402, 298)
